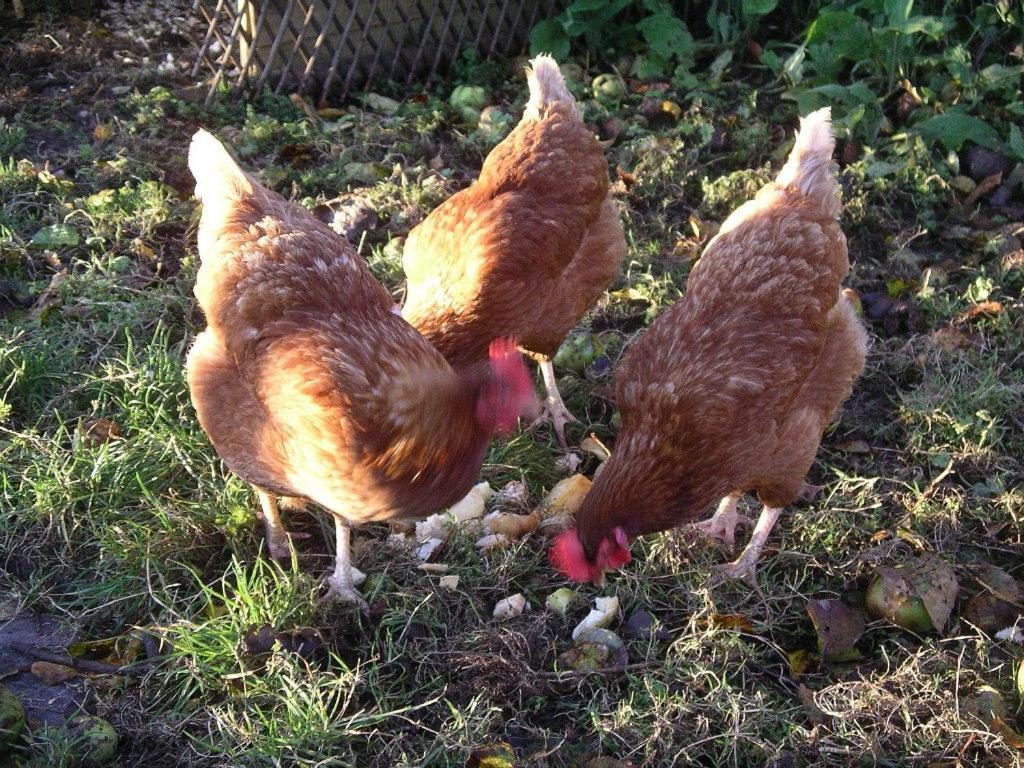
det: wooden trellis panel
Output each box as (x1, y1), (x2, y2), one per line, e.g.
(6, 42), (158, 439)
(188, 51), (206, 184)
(192, 0), (563, 104)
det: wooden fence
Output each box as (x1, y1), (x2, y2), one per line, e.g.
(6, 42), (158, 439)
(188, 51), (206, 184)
(191, 0), (563, 104)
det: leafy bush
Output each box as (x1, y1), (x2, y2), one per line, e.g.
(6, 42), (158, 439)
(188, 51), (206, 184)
(531, 1), (1024, 158)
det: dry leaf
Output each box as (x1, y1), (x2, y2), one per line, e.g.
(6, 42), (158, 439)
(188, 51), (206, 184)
(76, 418), (125, 448)
(615, 166), (636, 187)
(31, 269), (66, 319)
(93, 123), (114, 141)
(30, 661), (77, 686)
(806, 599), (865, 659)
(583, 758), (635, 768)
(797, 684), (829, 726)
(316, 107), (346, 119)
(288, 93), (320, 123)
(787, 649), (816, 676)
(557, 641), (610, 672)
(466, 743), (515, 768)
(866, 556), (958, 633)
(622, 609), (669, 640)
(963, 171), (1002, 208)
(993, 716), (1024, 750)
(906, 555), (959, 632)
(931, 326), (971, 352)
(957, 300), (1004, 324)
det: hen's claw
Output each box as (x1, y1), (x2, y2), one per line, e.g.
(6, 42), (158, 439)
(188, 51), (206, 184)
(530, 399), (578, 450)
(531, 358), (578, 450)
(708, 505), (783, 589)
(322, 575), (370, 615)
(321, 517), (369, 615)
(711, 555), (761, 588)
(693, 493), (751, 552)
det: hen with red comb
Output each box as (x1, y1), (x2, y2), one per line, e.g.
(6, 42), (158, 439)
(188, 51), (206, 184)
(185, 129), (538, 611)
(401, 55), (626, 449)
(546, 108), (866, 587)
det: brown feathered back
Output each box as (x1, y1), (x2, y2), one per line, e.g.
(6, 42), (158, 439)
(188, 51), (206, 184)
(184, 131), (531, 525)
(401, 55), (626, 367)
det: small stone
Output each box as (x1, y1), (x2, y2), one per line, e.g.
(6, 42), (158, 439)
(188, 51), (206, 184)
(439, 574), (459, 590)
(966, 146), (1010, 182)
(576, 628), (624, 650)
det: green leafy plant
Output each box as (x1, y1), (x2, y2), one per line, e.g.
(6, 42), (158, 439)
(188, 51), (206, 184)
(778, 1), (1023, 153)
(530, 0), (696, 79)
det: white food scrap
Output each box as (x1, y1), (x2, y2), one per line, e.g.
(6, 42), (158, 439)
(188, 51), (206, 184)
(572, 595), (620, 640)
(350, 567), (367, 587)
(415, 482), (494, 542)
(482, 511), (538, 539)
(416, 562), (449, 573)
(493, 593), (528, 620)
(536, 474), (592, 522)
(475, 533), (511, 552)
(545, 587), (576, 616)
(416, 538), (444, 561)
(494, 480), (528, 505)
(439, 574), (460, 590)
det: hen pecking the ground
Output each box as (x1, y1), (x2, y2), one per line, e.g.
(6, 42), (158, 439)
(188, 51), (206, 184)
(401, 54), (627, 450)
(551, 107), (868, 586)
(184, 130), (536, 610)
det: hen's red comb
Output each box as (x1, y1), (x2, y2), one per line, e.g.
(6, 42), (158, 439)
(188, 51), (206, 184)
(549, 528), (600, 582)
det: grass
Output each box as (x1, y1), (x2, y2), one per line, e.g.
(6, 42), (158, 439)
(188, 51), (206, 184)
(1, 1), (1023, 766)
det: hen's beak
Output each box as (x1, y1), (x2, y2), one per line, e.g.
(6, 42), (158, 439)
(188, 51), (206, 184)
(592, 571), (606, 588)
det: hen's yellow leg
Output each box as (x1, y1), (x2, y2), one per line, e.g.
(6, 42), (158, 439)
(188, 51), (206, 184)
(531, 358), (578, 450)
(713, 505), (784, 586)
(257, 490), (291, 562)
(324, 518), (369, 614)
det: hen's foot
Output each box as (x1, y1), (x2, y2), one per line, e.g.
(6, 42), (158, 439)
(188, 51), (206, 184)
(693, 493), (750, 552)
(322, 574), (370, 614)
(712, 553), (761, 587)
(320, 518), (369, 615)
(708, 505), (784, 588)
(530, 399), (578, 450)
(530, 358), (578, 450)
(257, 490), (294, 562)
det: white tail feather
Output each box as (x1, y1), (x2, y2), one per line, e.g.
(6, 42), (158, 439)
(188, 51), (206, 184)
(188, 129), (251, 202)
(775, 107), (840, 217)
(523, 54), (579, 121)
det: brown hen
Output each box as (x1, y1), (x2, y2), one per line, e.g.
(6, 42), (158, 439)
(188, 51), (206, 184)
(551, 108), (868, 586)
(184, 131), (536, 609)
(401, 54), (626, 449)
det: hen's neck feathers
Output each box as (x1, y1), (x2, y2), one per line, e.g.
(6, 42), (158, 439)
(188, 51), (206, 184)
(523, 53), (580, 122)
